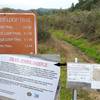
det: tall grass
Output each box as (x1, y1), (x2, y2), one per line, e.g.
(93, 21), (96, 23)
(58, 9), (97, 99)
(51, 30), (100, 63)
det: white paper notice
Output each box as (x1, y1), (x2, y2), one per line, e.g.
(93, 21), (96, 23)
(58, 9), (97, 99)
(0, 55), (60, 100)
(91, 64), (100, 89)
(67, 63), (92, 83)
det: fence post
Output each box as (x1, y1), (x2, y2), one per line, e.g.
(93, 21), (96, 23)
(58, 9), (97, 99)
(72, 58), (78, 100)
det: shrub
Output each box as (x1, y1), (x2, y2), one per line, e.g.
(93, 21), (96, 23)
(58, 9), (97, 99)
(38, 16), (51, 42)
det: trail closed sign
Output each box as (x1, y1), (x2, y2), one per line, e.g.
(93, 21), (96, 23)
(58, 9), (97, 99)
(0, 54), (60, 100)
(0, 13), (37, 54)
(67, 63), (92, 83)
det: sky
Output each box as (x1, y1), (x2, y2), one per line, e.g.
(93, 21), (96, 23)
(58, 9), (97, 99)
(0, 0), (79, 10)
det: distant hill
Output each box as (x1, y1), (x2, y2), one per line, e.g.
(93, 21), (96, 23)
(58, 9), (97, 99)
(37, 8), (50, 12)
(33, 8), (58, 15)
(0, 7), (59, 15)
(0, 7), (31, 13)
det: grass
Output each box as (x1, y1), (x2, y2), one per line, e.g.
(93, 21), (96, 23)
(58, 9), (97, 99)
(60, 54), (71, 100)
(51, 29), (100, 63)
(60, 70), (71, 100)
(78, 89), (92, 100)
(38, 43), (56, 54)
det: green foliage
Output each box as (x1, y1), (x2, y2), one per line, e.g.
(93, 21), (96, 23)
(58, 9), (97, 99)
(70, 3), (75, 11)
(38, 16), (51, 42)
(60, 66), (71, 100)
(52, 30), (100, 63)
(66, 38), (100, 62)
(1, 7), (14, 12)
(47, 10), (100, 42)
(38, 43), (56, 54)
(75, 0), (100, 10)
(78, 89), (92, 100)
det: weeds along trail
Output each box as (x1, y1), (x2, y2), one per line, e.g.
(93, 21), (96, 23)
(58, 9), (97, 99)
(51, 38), (94, 63)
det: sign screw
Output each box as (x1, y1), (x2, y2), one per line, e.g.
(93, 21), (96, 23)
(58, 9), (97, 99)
(27, 92), (32, 96)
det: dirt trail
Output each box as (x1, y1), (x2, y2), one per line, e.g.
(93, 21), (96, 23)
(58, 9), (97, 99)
(54, 39), (94, 63)
(52, 38), (100, 100)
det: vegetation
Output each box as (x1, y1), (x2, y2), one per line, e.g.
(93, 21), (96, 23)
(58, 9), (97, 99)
(73, 0), (100, 11)
(36, 0), (100, 43)
(42, 10), (100, 42)
(38, 16), (51, 42)
(52, 30), (100, 63)
(1, 0), (100, 99)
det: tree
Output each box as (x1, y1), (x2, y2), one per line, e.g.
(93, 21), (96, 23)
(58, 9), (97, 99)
(70, 3), (75, 11)
(74, 0), (100, 11)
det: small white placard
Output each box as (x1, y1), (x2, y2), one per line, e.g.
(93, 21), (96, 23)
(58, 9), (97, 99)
(67, 63), (92, 83)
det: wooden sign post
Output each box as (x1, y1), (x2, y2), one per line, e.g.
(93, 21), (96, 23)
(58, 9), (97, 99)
(0, 13), (37, 54)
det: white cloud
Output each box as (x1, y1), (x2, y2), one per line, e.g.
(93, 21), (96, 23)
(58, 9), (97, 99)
(0, 0), (78, 9)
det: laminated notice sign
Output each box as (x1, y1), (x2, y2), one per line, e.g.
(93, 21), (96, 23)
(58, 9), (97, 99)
(0, 55), (60, 100)
(67, 63), (92, 83)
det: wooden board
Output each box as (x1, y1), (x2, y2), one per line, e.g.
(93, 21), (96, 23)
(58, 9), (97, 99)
(0, 13), (37, 54)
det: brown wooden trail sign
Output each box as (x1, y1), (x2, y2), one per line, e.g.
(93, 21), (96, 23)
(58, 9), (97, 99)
(0, 13), (37, 54)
